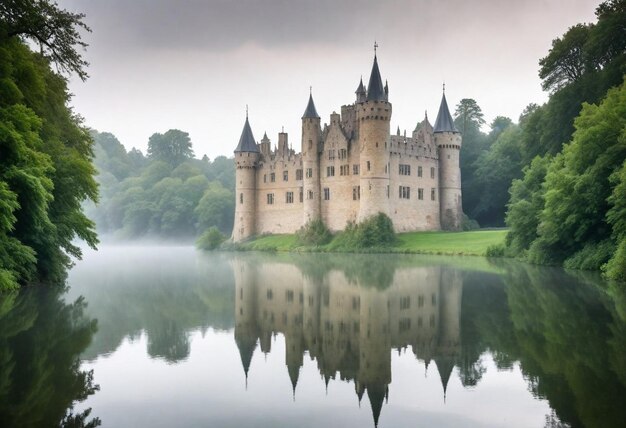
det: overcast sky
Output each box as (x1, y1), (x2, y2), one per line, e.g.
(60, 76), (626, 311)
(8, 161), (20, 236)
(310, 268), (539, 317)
(59, 0), (599, 160)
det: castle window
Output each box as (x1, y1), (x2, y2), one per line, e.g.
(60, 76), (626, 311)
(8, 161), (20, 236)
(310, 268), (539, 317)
(267, 289), (273, 300)
(353, 185), (360, 200)
(399, 164), (411, 175)
(264, 174), (267, 183)
(286, 290), (294, 302)
(328, 150), (336, 160)
(286, 191), (294, 203)
(431, 167), (435, 179)
(418, 188), (424, 200)
(418, 166), (423, 177)
(267, 193), (274, 204)
(326, 166), (335, 177)
(339, 149), (347, 160)
(323, 188), (330, 200)
(399, 186), (410, 199)
(400, 296), (411, 310)
(239, 193), (243, 204)
(340, 164), (349, 176)
(353, 164), (360, 175)
(283, 171), (288, 181)
(307, 190), (314, 200)
(399, 318), (411, 332)
(367, 161), (371, 171)
(296, 169), (303, 180)
(309, 139), (312, 150)
(270, 172), (275, 182)
(299, 187), (303, 202)
(306, 168), (313, 178)
(431, 188), (436, 201)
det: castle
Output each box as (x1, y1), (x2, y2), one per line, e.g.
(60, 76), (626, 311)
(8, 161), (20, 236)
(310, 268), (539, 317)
(233, 51), (462, 242)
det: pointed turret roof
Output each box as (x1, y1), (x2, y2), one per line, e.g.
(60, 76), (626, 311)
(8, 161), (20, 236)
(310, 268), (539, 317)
(356, 77), (365, 95)
(433, 89), (459, 133)
(235, 334), (257, 380)
(288, 363), (300, 398)
(302, 92), (320, 119)
(366, 55), (385, 101)
(234, 115), (260, 152)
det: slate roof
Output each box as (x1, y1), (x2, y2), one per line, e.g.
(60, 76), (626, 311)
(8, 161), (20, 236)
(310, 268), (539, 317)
(366, 55), (385, 101)
(234, 116), (260, 153)
(433, 92), (459, 133)
(302, 93), (320, 119)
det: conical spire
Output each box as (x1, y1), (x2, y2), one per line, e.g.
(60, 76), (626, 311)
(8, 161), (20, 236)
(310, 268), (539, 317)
(356, 76), (366, 102)
(234, 113), (260, 152)
(435, 356), (455, 402)
(235, 335), (258, 382)
(433, 86), (458, 133)
(302, 90), (320, 119)
(366, 54), (385, 101)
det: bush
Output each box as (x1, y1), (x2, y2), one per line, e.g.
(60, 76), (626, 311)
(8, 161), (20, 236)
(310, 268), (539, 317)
(330, 213), (396, 250)
(296, 219), (332, 246)
(563, 240), (615, 271)
(604, 238), (626, 282)
(461, 214), (480, 231)
(485, 243), (506, 257)
(196, 227), (226, 250)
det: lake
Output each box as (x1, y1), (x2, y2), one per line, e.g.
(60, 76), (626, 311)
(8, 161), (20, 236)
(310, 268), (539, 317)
(0, 245), (624, 427)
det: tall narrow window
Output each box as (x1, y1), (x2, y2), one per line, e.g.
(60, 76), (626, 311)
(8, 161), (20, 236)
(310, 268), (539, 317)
(307, 190), (314, 200)
(399, 186), (410, 199)
(306, 168), (313, 178)
(299, 187), (303, 202)
(367, 161), (371, 171)
(239, 193), (243, 204)
(352, 186), (360, 200)
(430, 167), (435, 179)
(353, 164), (360, 175)
(267, 193), (274, 204)
(296, 169), (303, 180)
(418, 188), (424, 200)
(323, 188), (330, 200)
(431, 188), (436, 201)
(286, 191), (294, 203)
(270, 172), (275, 182)
(283, 171), (288, 181)
(327, 166), (335, 177)
(418, 166), (423, 177)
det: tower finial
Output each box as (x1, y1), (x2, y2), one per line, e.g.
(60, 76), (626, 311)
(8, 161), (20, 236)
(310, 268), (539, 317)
(443, 82), (445, 93)
(246, 104), (248, 118)
(374, 40), (378, 55)
(310, 85), (312, 95)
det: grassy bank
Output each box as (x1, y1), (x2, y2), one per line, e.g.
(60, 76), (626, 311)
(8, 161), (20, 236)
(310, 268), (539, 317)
(233, 229), (507, 256)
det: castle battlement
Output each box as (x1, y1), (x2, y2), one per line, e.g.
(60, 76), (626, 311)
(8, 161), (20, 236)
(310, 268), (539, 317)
(232, 53), (462, 242)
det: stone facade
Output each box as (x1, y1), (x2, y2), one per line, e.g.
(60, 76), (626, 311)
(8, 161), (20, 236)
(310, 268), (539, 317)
(233, 54), (462, 242)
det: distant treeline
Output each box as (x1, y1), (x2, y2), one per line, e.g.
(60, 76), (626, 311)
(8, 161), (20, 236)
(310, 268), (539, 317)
(87, 130), (235, 239)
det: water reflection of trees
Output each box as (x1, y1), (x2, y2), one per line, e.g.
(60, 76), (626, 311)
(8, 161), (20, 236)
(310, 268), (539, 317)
(66, 248), (236, 362)
(0, 289), (99, 427)
(465, 261), (626, 428)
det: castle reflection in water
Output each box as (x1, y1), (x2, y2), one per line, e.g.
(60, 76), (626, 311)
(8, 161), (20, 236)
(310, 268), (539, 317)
(233, 256), (462, 426)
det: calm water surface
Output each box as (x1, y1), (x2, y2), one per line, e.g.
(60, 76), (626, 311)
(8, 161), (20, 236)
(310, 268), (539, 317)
(1, 245), (625, 427)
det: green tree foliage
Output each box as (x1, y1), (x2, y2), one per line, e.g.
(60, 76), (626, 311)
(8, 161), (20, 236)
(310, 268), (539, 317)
(330, 213), (396, 250)
(0, 2), (98, 290)
(147, 129), (194, 166)
(88, 130), (235, 239)
(506, 80), (626, 279)
(196, 226), (226, 250)
(296, 218), (332, 246)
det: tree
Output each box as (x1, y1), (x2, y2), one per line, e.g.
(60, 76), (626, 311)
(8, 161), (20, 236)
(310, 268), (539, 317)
(0, 0), (91, 80)
(454, 98), (486, 135)
(147, 129), (194, 166)
(539, 24), (592, 92)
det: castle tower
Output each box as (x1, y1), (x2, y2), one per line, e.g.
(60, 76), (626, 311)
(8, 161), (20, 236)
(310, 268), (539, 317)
(233, 257), (259, 383)
(301, 91), (322, 224)
(357, 52), (392, 221)
(233, 113), (260, 242)
(433, 87), (463, 230)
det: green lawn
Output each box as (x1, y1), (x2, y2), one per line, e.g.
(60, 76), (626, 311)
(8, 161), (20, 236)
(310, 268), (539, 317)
(395, 229), (507, 256)
(238, 229), (507, 256)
